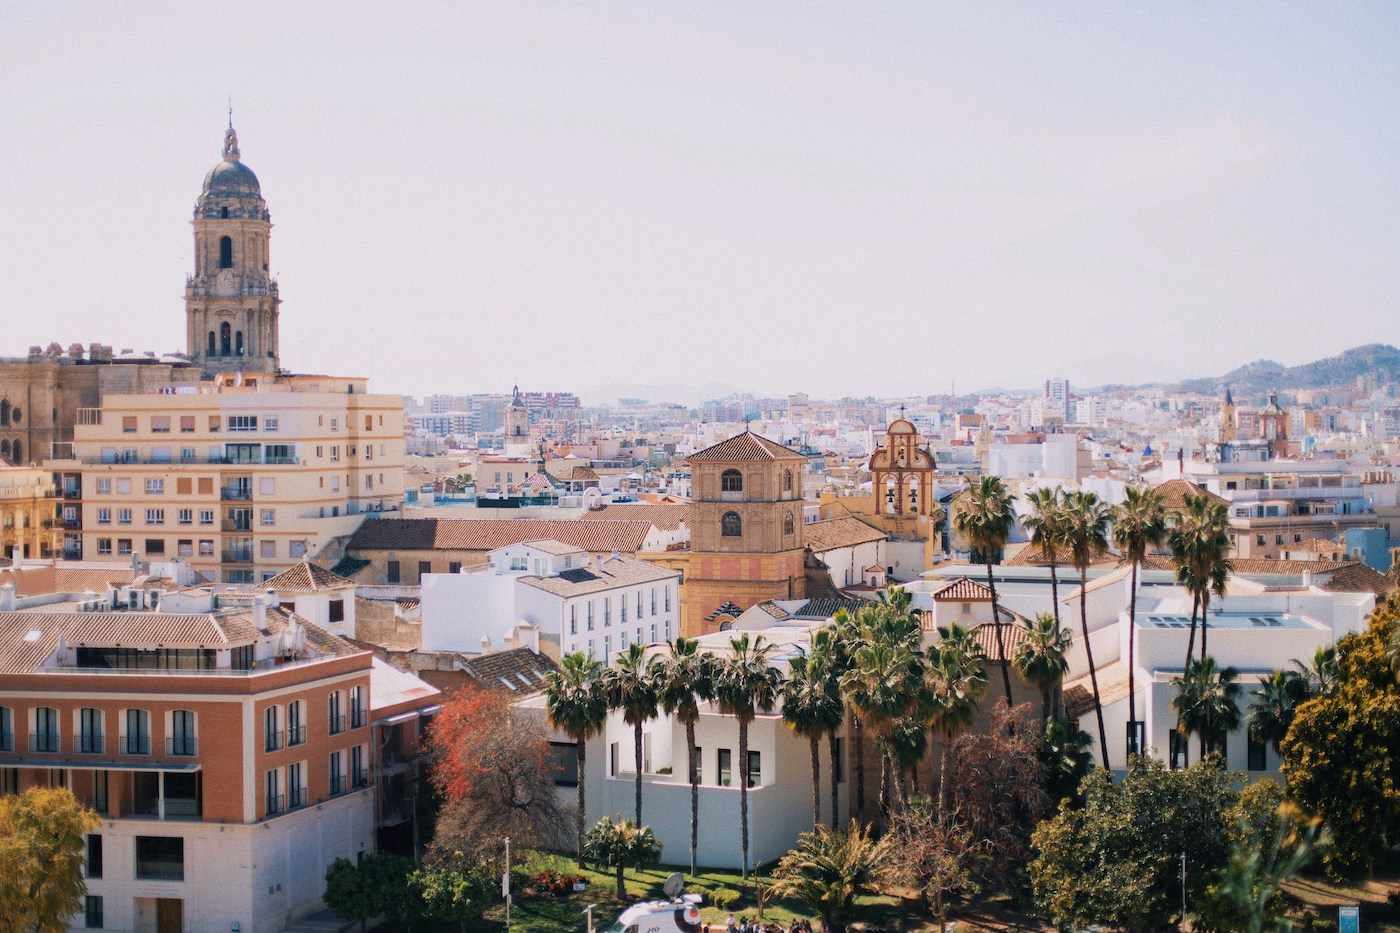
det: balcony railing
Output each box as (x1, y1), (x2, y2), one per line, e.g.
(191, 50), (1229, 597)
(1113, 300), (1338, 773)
(78, 733), (105, 755)
(286, 724), (305, 747)
(0, 730), (12, 753)
(328, 715), (346, 736)
(265, 794), (285, 818)
(350, 708), (368, 729)
(329, 774), (346, 796)
(220, 487), (253, 501)
(120, 734), (151, 755)
(221, 550), (254, 564)
(166, 736), (197, 757)
(265, 730), (283, 752)
(352, 769), (370, 789)
(289, 785), (309, 809)
(222, 519), (254, 532)
(61, 548), (83, 560)
(28, 733), (59, 753)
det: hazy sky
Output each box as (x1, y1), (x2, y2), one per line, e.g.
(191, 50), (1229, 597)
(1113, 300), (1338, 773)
(2, 3), (1397, 403)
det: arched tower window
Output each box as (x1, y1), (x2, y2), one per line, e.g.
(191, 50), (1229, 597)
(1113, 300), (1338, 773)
(235, 331), (244, 356)
(220, 206), (229, 219)
(0, 440), (9, 458)
(0, 400), (8, 427)
(721, 511), (742, 537)
(219, 236), (233, 269)
(207, 332), (216, 356)
(220, 323), (232, 356)
(782, 469), (792, 493)
(721, 469), (743, 493)
(783, 511), (795, 535)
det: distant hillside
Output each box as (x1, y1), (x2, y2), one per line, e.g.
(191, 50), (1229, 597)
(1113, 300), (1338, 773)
(1177, 343), (1400, 395)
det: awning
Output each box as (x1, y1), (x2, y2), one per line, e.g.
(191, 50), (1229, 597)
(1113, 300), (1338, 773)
(374, 705), (441, 727)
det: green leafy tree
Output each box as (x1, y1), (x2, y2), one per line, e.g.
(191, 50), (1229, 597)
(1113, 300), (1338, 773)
(1029, 757), (1236, 932)
(543, 651), (607, 868)
(1112, 485), (1167, 745)
(653, 636), (714, 875)
(783, 647), (845, 829)
(1021, 485), (1067, 628)
(1170, 492), (1233, 672)
(771, 821), (893, 933)
(600, 642), (660, 828)
(953, 475), (1016, 704)
(1281, 596), (1400, 878)
(713, 632), (783, 878)
(0, 787), (101, 933)
(410, 863), (496, 932)
(323, 858), (377, 932)
(1039, 716), (1094, 807)
(582, 816), (661, 899)
(1172, 655), (1242, 760)
(1011, 612), (1069, 725)
(1061, 489), (1112, 767)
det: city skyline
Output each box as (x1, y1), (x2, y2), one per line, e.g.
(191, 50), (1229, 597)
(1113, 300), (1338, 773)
(2, 3), (1398, 399)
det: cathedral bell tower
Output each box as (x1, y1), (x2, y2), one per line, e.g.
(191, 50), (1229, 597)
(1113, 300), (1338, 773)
(186, 122), (281, 376)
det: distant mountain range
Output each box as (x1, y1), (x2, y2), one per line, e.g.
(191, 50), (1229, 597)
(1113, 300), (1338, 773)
(1174, 343), (1400, 396)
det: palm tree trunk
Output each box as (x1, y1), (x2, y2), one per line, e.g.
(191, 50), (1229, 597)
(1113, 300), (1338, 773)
(1049, 556), (1061, 629)
(633, 721), (643, 828)
(937, 729), (952, 818)
(892, 746), (907, 810)
(809, 733), (821, 829)
(686, 717), (698, 877)
(878, 738), (890, 818)
(739, 718), (750, 879)
(576, 736), (588, 869)
(853, 714), (866, 825)
(987, 561), (1014, 705)
(828, 730), (840, 829)
(1127, 559), (1139, 753)
(616, 861), (626, 900)
(1041, 686), (1051, 726)
(1200, 594), (1209, 661)
(1183, 590), (1200, 675)
(1080, 566), (1110, 770)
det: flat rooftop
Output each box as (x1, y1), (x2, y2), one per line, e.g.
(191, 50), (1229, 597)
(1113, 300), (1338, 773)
(1140, 613), (1314, 630)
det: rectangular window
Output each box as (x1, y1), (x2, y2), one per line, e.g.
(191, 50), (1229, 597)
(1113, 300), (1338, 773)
(174, 508), (191, 525)
(117, 539), (132, 556)
(747, 750), (761, 788)
(122, 416), (136, 433)
(328, 692), (344, 735)
(417, 560), (431, 579)
(289, 540), (306, 558)
(96, 478), (112, 495)
(621, 597), (628, 623)
(123, 709), (149, 755)
(0, 708), (14, 751)
(386, 561), (401, 584)
(199, 509), (214, 525)
(570, 605), (577, 635)
(350, 685), (367, 729)
(651, 589), (657, 615)
(264, 417), (279, 432)
(180, 415), (195, 433)
(117, 509), (131, 525)
(609, 742), (619, 777)
(717, 748), (732, 787)
(329, 750), (345, 795)
(665, 587), (672, 612)
(151, 416), (170, 433)
(260, 477), (276, 495)
(1245, 736), (1265, 771)
(175, 477), (192, 495)
(604, 600), (611, 626)
(265, 769), (281, 817)
(549, 742), (580, 787)
(32, 707), (59, 753)
(288, 761), (305, 807)
(97, 538), (112, 555)
(86, 834), (103, 879)
(170, 710), (196, 756)
(145, 539), (165, 556)
(180, 448), (195, 463)
(265, 706), (281, 751)
(328, 599), (345, 624)
(228, 415), (258, 432)
(116, 478), (131, 494)
(135, 836), (183, 881)
(448, 561), (461, 574)
(197, 477), (213, 495)
(79, 709), (104, 754)
(97, 508), (111, 524)
(145, 509), (164, 525)
(145, 478), (164, 495)
(198, 539), (214, 556)
(351, 745), (367, 787)
(92, 770), (108, 813)
(287, 701), (304, 746)
(260, 540), (276, 559)
(84, 895), (103, 929)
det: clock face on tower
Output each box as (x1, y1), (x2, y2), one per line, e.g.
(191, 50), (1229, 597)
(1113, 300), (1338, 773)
(216, 270), (235, 292)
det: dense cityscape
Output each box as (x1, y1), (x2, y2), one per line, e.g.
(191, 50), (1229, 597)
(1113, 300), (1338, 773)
(2, 7), (1398, 933)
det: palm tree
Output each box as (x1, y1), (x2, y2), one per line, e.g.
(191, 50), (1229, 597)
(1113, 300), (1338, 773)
(1040, 717), (1094, 805)
(1291, 646), (1339, 698)
(1061, 489), (1112, 768)
(713, 633), (783, 878)
(926, 633), (986, 815)
(1112, 485), (1167, 751)
(771, 821), (893, 933)
(1022, 485), (1068, 627)
(842, 641), (924, 817)
(1012, 612), (1071, 726)
(600, 643), (659, 828)
(1170, 492), (1233, 669)
(830, 609), (868, 825)
(953, 475), (1016, 705)
(808, 626), (849, 829)
(889, 715), (928, 797)
(1171, 655), (1242, 761)
(653, 637), (714, 876)
(1246, 670), (1307, 757)
(543, 652), (607, 868)
(783, 648), (845, 830)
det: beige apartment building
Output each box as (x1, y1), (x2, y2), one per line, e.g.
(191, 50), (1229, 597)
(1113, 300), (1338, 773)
(0, 459), (62, 560)
(52, 373), (404, 582)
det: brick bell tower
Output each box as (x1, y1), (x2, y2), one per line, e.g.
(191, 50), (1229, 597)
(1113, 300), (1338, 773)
(683, 430), (808, 635)
(186, 120), (281, 377)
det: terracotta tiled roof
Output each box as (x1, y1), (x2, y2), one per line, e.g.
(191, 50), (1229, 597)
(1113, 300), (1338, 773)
(0, 566), (134, 599)
(686, 431), (806, 463)
(969, 619), (1030, 662)
(547, 463), (599, 482)
(1154, 478), (1228, 511)
(518, 556), (679, 597)
(755, 601), (791, 619)
(1318, 561), (1394, 596)
(803, 517), (887, 553)
(460, 648), (559, 695)
(1291, 537), (1344, 554)
(347, 518), (656, 554)
(520, 539), (586, 556)
(1064, 660), (1132, 720)
(1002, 544), (1115, 568)
(581, 503), (691, 530)
(792, 597), (869, 619)
(929, 577), (995, 602)
(263, 561), (354, 593)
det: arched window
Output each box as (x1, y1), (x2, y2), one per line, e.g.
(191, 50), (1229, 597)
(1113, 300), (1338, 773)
(783, 469), (792, 493)
(220, 206), (229, 219)
(218, 236), (233, 269)
(783, 510), (795, 536)
(10, 441), (19, 464)
(0, 440), (9, 459)
(235, 331), (244, 356)
(721, 469), (743, 492)
(721, 511), (742, 537)
(0, 400), (8, 426)
(220, 323), (231, 356)
(207, 331), (216, 356)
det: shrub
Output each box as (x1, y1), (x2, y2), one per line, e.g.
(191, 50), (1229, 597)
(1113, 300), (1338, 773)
(711, 888), (743, 910)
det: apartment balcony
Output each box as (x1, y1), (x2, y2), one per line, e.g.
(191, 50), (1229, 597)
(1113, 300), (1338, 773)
(62, 487), (82, 500)
(1229, 485), (1364, 503)
(62, 547), (83, 560)
(351, 769), (370, 789)
(77, 734), (105, 755)
(221, 550), (254, 564)
(265, 794), (286, 818)
(286, 725), (305, 747)
(265, 730), (284, 753)
(328, 715), (347, 736)
(166, 736), (197, 757)
(28, 734), (60, 754)
(120, 734), (151, 756)
(221, 519), (254, 532)
(288, 785), (309, 809)
(220, 487), (254, 501)
(350, 707), (368, 730)
(329, 774), (346, 796)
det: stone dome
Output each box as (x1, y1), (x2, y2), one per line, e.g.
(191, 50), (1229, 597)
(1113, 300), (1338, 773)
(201, 125), (262, 199)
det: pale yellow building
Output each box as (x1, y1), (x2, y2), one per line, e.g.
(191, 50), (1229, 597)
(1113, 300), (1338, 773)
(0, 459), (60, 560)
(53, 373), (403, 582)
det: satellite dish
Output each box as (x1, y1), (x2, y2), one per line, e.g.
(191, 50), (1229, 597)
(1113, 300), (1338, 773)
(662, 872), (684, 899)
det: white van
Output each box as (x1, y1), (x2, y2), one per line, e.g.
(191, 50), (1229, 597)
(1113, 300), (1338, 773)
(606, 894), (704, 933)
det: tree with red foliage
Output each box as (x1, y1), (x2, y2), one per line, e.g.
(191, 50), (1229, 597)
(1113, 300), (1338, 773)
(425, 686), (571, 865)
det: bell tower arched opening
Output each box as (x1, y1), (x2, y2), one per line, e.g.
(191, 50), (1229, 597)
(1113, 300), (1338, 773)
(218, 236), (233, 269)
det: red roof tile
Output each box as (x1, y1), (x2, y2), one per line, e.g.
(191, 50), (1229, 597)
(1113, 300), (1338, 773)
(686, 431), (806, 463)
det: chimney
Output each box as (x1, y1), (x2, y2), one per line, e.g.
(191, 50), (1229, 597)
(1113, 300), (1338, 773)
(253, 594), (267, 632)
(610, 549), (621, 562)
(1301, 570), (1312, 589)
(595, 554), (605, 573)
(10, 546), (20, 567)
